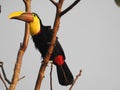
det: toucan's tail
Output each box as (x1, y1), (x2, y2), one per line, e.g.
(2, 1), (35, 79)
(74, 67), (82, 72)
(56, 62), (74, 86)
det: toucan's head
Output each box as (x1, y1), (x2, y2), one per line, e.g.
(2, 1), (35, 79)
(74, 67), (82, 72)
(9, 11), (42, 36)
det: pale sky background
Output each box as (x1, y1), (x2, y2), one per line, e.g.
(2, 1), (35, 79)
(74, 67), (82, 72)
(0, 0), (120, 90)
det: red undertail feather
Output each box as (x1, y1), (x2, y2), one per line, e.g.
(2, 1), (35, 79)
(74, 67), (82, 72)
(54, 55), (74, 86)
(54, 55), (65, 66)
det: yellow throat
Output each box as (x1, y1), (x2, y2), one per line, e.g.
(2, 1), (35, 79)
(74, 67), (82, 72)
(29, 14), (41, 36)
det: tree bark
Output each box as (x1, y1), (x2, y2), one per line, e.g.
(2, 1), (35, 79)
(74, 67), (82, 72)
(35, 0), (64, 90)
(9, 0), (31, 90)
(35, 0), (81, 89)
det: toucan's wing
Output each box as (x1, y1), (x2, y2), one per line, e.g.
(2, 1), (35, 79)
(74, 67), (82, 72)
(32, 26), (66, 60)
(43, 27), (66, 60)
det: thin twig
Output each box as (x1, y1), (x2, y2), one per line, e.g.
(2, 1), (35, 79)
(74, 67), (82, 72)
(0, 73), (8, 90)
(18, 76), (25, 81)
(0, 5), (1, 13)
(0, 62), (11, 84)
(0, 61), (24, 88)
(60, 0), (81, 17)
(50, 0), (57, 7)
(50, 62), (53, 90)
(9, 0), (31, 90)
(69, 69), (82, 90)
(0, 61), (3, 66)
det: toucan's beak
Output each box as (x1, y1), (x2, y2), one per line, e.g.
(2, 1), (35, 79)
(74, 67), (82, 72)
(9, 11), (34, 22)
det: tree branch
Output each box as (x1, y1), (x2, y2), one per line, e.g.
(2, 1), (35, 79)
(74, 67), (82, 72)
(35, 0), (64, 90)
(0, 61), (3, 66)
(0, 62), (11, 84)
(0, 5), (1, 13)
(50, 0), (57, 7)
(35, 0), (80, 89)
(69, 69), (82, 90)
(18, 76), (25, 81)
(50, 62), (53, 90)
(0, 60), (25, 85)
(0, 73), (8, 90)
(115, 0), (120, 7)
(9, 0), (31, 90)
(60, 0), (81, 17)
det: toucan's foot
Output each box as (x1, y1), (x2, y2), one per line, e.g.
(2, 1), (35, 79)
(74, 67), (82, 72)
(41, 60), (53, 67)
(49, 60), (53, 64)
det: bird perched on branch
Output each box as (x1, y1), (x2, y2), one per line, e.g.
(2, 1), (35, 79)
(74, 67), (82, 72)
(9, 12), (74, 86)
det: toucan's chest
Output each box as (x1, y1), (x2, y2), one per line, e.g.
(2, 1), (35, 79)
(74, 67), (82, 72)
(32, 29), (52, 47)
(32, 28), (53, 57)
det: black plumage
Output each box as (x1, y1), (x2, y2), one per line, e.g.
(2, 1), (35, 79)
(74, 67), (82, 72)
(32, 14), (74, 86)
(32, 26), (65, 60)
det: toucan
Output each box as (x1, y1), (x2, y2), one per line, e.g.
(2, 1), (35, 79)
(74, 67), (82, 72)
(9, 12), (74, 86)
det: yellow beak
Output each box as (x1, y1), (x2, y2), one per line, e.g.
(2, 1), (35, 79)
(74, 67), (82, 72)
(9, 11), (34, 22)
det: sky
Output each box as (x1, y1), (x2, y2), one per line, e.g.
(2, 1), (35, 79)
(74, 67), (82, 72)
(0, 0), (120, 90)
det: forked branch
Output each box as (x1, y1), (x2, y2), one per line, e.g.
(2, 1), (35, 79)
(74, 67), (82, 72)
(35, 0), (81, 90)
(35, 0), (64, 90)
(0, 73), (8, 90)
(0, 62), (11, 84)
(60, 0), (81, 17)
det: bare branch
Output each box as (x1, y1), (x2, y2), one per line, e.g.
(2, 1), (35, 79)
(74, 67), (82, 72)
(50, 0), (58, 7)
(69, 69), (82, 90)
(9, 0), (31, 90)
(0, 61), (3, 66)
(60, 0), (81, 17)
(0, 73), (8, 90)
(23, 0), (31, 12)
(18, 76), (25, 81)
(50, 62), (53, 90)
(0, 62), (11, 84)
(35, 0), (64, 90)
(0, 5), (1, 13)
(115, 0), (120, 7)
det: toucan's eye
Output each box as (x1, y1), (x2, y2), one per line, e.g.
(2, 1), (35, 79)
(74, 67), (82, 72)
(33, 14), (36, 17)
